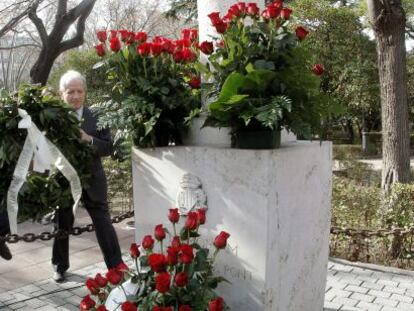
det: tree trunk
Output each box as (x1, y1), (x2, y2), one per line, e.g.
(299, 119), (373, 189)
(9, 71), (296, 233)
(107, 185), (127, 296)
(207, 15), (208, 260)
(367, 0), (410, 192)
(29, 0), (96, 85)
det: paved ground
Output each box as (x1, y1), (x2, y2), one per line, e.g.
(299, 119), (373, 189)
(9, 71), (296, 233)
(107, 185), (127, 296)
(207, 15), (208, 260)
(1, 211), (414, 310)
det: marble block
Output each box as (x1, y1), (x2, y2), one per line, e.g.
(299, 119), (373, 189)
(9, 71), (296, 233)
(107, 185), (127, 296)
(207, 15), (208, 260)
(132, 141), (331, 311)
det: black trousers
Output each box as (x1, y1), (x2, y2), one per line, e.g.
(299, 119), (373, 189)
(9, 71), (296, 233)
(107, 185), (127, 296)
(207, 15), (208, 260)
(52, 190), (123, 273)
(0, 210), (10, 237)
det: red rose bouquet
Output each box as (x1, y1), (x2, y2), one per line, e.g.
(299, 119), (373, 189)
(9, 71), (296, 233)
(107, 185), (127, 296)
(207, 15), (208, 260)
(198, 1), (331, 146)
(93, 29), (202, 147)
(80, 207), (231, 311)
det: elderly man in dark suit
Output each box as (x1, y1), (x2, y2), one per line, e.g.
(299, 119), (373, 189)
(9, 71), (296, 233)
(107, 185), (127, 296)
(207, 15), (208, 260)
(52, 70), (123, 282)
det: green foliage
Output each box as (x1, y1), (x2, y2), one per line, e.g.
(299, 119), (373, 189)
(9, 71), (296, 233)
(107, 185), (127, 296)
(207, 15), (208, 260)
(291, 0), (380, 134)
(382, 183), (414, 228)
(333, 144), (362, 160)
(332, 175), (382, 229)
(0, 85), (92, 221)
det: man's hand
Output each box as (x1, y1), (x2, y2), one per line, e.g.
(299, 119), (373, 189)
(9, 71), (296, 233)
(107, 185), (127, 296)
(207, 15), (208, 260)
(80, 129), (93, 144)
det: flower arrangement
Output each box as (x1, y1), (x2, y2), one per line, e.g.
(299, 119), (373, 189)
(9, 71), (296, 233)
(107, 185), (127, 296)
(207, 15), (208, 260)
(0, 85), (92, 221)
(80, 207), (231, 311)
(93, 29), (203, 147)
(196, 1), (330, 147)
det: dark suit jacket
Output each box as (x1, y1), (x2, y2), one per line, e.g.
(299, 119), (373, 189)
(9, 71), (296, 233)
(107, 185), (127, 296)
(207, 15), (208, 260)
(81, 106), (112, 203)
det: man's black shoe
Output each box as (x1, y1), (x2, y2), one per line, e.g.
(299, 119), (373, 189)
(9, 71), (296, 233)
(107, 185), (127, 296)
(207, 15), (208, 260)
(0, 241), (12, 260)
(52, 271), (66, 283)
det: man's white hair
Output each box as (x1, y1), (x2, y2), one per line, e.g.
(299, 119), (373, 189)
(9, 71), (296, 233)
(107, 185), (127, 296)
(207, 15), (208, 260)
(59, 70), (87, 91)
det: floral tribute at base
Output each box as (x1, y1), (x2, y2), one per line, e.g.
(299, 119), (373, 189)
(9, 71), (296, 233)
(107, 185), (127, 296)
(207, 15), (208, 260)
(80, 208), (231, 311)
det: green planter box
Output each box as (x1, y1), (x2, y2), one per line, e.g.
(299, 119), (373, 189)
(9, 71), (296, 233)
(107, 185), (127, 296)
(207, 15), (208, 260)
(234, 129), (281, 149)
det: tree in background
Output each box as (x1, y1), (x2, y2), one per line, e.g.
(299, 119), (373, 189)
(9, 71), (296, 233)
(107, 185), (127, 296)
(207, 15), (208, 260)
(291, 0), (380, 142)
(367, 0), (410, 191)
(29, 0), (96, 84)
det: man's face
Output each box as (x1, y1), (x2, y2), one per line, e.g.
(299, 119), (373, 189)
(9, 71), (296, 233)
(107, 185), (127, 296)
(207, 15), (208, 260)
(61, 79), (86, 110)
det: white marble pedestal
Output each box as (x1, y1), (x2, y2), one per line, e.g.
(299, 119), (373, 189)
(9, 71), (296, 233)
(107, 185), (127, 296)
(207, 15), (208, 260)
(132, 141), (332, 311)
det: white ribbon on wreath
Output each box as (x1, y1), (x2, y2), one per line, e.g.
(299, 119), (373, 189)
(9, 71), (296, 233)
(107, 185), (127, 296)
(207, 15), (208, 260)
(7, 108), (82, 234)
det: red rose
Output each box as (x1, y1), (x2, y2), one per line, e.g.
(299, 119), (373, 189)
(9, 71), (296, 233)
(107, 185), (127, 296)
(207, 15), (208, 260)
(148, 253), (167, 272)
(85, 278), (99, 294)
(176, 38), (192, 48)
(94, 273), (108, 288)
(215, 21), (228, 34)
(312, 64), (324, 76)
(237, 2), (247, 13)
(173, 50), (183, 62)
(228, 4), (242, 18)
(142, 235), (154, 249)
(208, 297), (225, 311)
(109, 37), (121, 52)
(153, 308), (173, 311)
(96, 306), (108, 311)
(125, 31), (135, 45)
(154, 224), (166, 241)
(266, 6), (281, 18)
(106, 269), (123, 285)
(137, 42), (151, 56)
(168, 208), (180, 223)
(188, 77), (201, 89)
(167, 246), (179, 265)
(175, 271), (188, 287)
(199, 41), (214, 55)
(155, 272), (171, 293)
(95, 43), (106, 57)
(151, 42), (163, 56)
(295, 26), (309, 41)
(178, 244), (194, 264)
(80, 295), (96, 311)
(171, 236), (181, 248)
(185, 211), (199, 230)
(181, 48), (196, 63)
(130, 243), (140, 258)
(246, 3), (259, 16)
(135, 31), (147, 43)
(196, 208), (207, 225)
(208, 12), (222, 26)
(190, 29), (198, 41)
(119, 29), (129, 42)
(162, 40), (175, 54)
(270, 0), (283, 9)
(181, 28), (191, 39)
(116, 262), (129, 272)
(121, 301), (137, 311)
(109, 30), (117, 39)
(261, 9), (270, 20)
(281, 8), (293, 20)
(97, 30), (107, 42)
(214, 231), (230, 249)
(222, 13), (233, 24)
(179, 306), (192, 311)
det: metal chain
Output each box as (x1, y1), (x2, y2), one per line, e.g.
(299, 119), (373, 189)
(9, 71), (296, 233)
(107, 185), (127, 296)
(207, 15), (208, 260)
(0, 210), (134, 244)
(330, 225), (414, 238)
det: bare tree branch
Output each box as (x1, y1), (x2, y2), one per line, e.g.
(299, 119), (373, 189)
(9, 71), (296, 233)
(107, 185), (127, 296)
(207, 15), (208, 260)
(56, 0), (67, 19)
(0, 0), (43, 38)
(0, 43), (40, 50)
(59, 0), (96, 53)
(28, 1), (48, 45)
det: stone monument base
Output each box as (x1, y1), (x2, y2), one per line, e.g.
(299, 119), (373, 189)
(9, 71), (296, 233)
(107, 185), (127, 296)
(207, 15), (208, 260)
(132, 141), (331, 311)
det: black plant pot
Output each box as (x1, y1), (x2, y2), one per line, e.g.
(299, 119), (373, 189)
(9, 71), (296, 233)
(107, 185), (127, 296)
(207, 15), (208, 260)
(234, 127), (281, 149)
